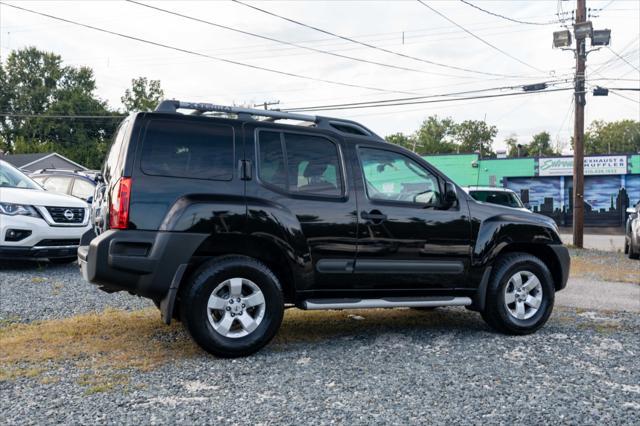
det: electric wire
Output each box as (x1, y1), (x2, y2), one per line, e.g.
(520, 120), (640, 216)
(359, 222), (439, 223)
(0, 1), (421, 96)
(231, 0), (541, 79)
(416, 0), (547, 74)
(459, 0), (557, 26)
(126, 0), (474, 79)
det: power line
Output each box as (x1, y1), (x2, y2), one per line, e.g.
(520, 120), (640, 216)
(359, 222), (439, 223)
(0, 2), (419, 96)
(284, 87), (572, 113)
(231, 0), (541, 79)
(283, 78), (573, 111)
(609, 90), (640, 104)
(459, 0), (557, 26)
(606, 46), (640, 73)
(126, 0), (468, 79)
(417, 0), (547, 74)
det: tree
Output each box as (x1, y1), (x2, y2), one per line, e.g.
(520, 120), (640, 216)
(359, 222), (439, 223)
(505, 134), (521, 157)
(413, 115), (457, 155)
(583, 119), (640, 155)
(386, 132), (415, 151)
(452, 120), (497, 157)
(0, 47), (120, 168)
(121, 77), (164, 112)
(527, 131), (556, 157)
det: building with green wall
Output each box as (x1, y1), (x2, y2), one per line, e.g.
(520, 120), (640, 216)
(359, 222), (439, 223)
(424, 153), (640, 227)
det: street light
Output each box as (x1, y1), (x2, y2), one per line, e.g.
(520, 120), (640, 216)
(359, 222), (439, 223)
(573, 21), (593, 40)
(591, 29), (611, 46)
(553, 30), (572, 48)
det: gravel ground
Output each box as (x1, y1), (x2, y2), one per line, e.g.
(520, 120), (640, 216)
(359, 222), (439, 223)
(1, 261), (639, 424)
(0, 260), (151, 324)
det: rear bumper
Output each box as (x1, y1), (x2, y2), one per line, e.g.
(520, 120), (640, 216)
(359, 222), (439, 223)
(78, 229), (207, 300)
(550, 244), (570, 291)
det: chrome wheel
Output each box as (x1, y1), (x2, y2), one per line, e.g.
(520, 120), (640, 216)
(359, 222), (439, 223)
(504, 270), (543, 320)
(206, 278), (266, 339)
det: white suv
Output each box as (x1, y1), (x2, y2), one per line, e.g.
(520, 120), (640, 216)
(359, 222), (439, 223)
(0, 160), (91, 263)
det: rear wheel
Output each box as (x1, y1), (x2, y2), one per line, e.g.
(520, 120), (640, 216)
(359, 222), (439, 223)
(481, 253), (554, 335)
(180, 256), (284, 357)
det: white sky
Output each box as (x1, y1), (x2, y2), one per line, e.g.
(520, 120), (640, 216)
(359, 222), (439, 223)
(1, 0), (639, 152)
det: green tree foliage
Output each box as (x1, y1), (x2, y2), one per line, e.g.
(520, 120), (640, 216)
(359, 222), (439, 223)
(452, 119), (498, 157)
(505, 134), (521, 157)
(0, 47), (121, 169)
(583, 119), (640, 155)
(527, 131), (556, 157)
(385, 132), (415, 151)
(121, 77), (164, 112)
(414, 115), (457, 154)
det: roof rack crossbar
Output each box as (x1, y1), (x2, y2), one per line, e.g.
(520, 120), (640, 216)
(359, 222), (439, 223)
(156, 100), (317, 123)
(155, 100), (383, 140)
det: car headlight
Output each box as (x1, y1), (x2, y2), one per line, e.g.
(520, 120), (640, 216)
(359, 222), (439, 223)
(0, 202), (40, 217)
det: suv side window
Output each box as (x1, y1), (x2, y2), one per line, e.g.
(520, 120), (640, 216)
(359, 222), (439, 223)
(103, 117), (129, 183)
(141, 119), (234, 181)
(359, 147), (440, 205)
(257, 130), (343, 197)
(71, 178), (95, 200)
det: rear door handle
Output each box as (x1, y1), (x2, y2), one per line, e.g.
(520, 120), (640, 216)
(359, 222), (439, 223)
(361, 210), (387, 223)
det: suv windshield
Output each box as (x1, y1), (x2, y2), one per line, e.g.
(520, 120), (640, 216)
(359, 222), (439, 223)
(470, 190), (524, 208)
(0, 161), (42, 190)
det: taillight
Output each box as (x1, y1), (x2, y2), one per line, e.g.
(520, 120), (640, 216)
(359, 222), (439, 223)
(109, 177), (131, 229)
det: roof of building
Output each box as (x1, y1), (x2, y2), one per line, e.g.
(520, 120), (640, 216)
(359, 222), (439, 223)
(0, 152), (87, 170)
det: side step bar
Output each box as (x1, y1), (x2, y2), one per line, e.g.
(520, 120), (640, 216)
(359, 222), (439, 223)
(302, 297), (472, 310)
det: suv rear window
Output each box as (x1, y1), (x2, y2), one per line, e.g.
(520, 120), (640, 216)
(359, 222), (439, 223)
(141, 119), (234, 181)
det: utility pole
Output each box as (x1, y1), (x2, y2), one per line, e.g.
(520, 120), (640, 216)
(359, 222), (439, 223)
(553, 1), (610, 246)
(572, 0), (587, 248)
(254, 101), (280, 110)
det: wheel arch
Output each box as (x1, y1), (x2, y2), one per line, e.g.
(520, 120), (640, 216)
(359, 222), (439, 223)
(495, 243), (564, 291)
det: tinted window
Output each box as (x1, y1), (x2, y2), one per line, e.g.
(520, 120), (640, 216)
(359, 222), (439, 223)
(284, 133), (342, 196)
(258, 131), (286, 190)
(141, 119), (234, 180)
(103, 117), (130, 183)
(257, 131), (342, 197)
(71, 178), (95, 200)
(42, 176), (73, 194)
(359, 148), (440, 204)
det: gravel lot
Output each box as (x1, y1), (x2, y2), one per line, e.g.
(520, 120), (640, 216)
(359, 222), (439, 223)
(1, 259), (639, 425)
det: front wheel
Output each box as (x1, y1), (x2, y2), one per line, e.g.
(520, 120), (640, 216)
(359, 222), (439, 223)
(179, 256), (284, 358)
(481, 253), (555, 335)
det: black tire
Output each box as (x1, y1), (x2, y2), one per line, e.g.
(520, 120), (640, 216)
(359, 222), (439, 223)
(481, 253), (555, 335)
(179, 255), (284, 358)
(624, 240), (629, 254)
(48, 257), (77, 264)
(411, 307), (437, 311)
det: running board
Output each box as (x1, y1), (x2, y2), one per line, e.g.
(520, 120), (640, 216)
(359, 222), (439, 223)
(302, 297), (472, 310)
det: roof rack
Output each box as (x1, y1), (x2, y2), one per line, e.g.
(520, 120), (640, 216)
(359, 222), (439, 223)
(155, 100), (382, 140)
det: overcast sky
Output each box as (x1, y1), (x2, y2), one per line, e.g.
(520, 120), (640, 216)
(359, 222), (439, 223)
(1, 0), (638, 152)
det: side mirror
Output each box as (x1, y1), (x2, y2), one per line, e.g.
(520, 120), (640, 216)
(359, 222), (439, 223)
(86, 196), (94, 204)
(94, 173), (104, 184)
(442, 182), (457, 208)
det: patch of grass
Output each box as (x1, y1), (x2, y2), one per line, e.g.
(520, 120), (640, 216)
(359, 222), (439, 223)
(30, 277), (46, 284)
(0, 308), (200, 384)
(570, 255), (639, 284)
(78, 371), (130, 395)
(0, 366), (43, 381)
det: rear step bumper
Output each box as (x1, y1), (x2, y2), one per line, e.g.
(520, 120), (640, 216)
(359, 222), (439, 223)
(303, 297), (472, 310)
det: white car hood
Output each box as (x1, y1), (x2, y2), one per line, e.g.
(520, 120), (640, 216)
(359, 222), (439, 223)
(0, 187), (88, 208)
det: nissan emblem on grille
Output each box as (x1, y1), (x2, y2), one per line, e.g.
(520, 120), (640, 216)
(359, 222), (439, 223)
(63, 209), (75, 221)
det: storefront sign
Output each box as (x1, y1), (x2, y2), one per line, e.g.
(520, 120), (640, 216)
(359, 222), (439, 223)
(538, 155), (627, 176)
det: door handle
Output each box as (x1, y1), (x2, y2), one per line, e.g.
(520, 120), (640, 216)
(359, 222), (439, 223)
(361, 210), (387, 223)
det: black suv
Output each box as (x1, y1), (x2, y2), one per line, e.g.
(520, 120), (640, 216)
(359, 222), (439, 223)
(78, 101), (570, 357)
